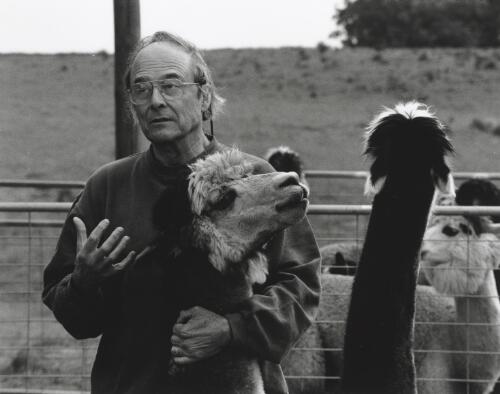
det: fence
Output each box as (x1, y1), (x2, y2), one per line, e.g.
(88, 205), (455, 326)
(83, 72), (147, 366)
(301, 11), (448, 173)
(1, 178), (500, 392)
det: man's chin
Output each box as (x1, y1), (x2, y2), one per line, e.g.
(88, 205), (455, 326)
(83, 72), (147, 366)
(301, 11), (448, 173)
(144, 127), (183, 143)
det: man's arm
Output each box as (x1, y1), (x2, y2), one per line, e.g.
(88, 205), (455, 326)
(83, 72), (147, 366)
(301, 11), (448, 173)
(43, 197), (134, 339)
(225, 217), (321, 363)
(171, 216), (320, 364)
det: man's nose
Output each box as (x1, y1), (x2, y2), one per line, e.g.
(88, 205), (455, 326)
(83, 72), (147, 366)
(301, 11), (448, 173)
(150, 86), (166, 107)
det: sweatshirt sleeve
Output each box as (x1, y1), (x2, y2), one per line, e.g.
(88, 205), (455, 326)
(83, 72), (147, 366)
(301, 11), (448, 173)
(225, 216), (321, 363)
(42, 180), (107, 340)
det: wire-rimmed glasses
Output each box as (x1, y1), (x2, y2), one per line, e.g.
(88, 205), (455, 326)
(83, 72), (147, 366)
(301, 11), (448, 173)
(129, 79), (201, 105)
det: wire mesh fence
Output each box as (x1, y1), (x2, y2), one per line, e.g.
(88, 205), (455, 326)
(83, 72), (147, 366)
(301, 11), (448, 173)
(1, 183), (500, 392)
(0, 204), (95, 393)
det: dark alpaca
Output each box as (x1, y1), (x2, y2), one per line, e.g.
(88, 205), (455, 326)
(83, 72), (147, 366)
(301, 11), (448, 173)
(341, 102), (454, 394)
(456, 178), (500, 234)
(456, 178), (500, 214)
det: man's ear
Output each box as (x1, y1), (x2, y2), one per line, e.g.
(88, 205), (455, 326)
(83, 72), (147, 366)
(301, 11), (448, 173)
(200, 86), (210, 113)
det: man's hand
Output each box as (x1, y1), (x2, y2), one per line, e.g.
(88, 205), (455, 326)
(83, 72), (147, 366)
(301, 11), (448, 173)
(170, 306), (231, 365)
(72, 217), (135, 291)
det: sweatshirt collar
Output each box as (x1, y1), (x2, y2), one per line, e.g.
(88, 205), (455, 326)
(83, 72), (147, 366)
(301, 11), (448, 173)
(146, 137), (220, 182)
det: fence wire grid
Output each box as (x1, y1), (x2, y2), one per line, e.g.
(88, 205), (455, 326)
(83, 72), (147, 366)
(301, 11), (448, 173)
(1, 175), (500, 393)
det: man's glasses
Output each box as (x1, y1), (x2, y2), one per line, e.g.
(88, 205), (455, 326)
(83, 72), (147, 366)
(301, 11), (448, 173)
(129, 79), (201, 105)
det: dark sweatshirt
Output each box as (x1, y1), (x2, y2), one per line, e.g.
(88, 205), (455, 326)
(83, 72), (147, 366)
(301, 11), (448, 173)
(42, 139), (321, 394)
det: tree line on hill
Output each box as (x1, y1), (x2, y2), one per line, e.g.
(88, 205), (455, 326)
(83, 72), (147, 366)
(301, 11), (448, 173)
(332, 0), (500, 47)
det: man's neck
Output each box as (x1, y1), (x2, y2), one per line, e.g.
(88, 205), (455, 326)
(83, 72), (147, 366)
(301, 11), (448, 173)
(152, 131), (211, 167)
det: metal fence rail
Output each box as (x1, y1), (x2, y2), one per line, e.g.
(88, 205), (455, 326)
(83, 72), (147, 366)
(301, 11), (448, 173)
(3, 171), (500, 189)
(1, 202), (500, 391)
(304, 170), (500, 181)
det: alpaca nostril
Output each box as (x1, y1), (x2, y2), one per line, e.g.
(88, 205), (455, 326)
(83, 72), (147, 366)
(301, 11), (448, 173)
(278, 172), (299, 189)
(420, 250), (428, 260)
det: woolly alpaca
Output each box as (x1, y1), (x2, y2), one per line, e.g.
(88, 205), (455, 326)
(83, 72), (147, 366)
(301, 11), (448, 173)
(416, 214), (500, 394)
(341, 102), (454, 393)
(319, 242), (360, 275)
(148, 149), (309, 394)
(264, 146), (309, 188)
(284, 212), (500, 394)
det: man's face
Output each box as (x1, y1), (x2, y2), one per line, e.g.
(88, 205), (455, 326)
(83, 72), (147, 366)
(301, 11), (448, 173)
(130, 42), (206, 144)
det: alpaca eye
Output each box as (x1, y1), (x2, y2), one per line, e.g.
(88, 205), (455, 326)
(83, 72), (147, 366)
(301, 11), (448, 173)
(212, 189), (237, 211)
(442, 225), (459, 237)
(459, 223), (472, 235)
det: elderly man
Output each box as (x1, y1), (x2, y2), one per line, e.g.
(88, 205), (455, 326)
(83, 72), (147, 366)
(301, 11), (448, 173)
(43, 31), (320, 394)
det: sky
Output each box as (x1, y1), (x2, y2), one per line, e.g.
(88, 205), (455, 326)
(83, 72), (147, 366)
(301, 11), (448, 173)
(0, 0), (344, 53)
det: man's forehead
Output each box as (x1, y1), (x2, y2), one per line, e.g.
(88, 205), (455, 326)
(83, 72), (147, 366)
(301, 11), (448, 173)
(131, 41), (194, 81)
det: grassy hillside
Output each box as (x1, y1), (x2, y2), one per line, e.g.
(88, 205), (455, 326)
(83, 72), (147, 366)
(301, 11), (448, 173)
(1, 47), (500, 390)
(1, 47), (500, 186)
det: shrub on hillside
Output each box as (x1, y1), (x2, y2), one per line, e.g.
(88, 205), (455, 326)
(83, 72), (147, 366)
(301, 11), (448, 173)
(332, 0), (500, 48)
(471, 117), (500, 136)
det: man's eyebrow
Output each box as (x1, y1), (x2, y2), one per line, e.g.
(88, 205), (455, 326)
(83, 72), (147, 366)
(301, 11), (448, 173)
(133, 72), (182, 83)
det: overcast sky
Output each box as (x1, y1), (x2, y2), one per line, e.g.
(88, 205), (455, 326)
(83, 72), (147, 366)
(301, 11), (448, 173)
(0, 0), (344, 53)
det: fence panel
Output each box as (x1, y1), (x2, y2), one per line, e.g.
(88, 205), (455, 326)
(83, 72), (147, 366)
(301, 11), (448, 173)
(1, 196), (500, 392)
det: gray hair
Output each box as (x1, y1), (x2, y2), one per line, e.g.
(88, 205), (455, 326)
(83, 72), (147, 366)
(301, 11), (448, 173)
(124, 31), (225, 122)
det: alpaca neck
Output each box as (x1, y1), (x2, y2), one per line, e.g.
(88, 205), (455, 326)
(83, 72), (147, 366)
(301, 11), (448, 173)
(342, 178), (435, 394)
(455, 271), (500, 324)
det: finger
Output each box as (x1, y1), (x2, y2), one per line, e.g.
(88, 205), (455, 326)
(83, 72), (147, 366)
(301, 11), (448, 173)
(176, 309), (193, 324)
(98, 227), (124, 256)
(171, 346), (183, 356)
(73, 217), (87, 253)
(171, 335), (181, 346)
(172, 323), (188, 337)
(135, 245), (154, 261)
(86, 219), (110, 251)
(173, 356), (193, 365)
(107, 251), (136, 275)
(107, 235), (130, 261)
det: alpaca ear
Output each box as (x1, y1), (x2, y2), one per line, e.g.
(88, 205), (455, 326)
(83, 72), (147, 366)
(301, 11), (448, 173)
(335, 252), (346, 267)
(364, 175), (386, 197)
(200, 85), (211, 112)
(433, 171), (456, 197)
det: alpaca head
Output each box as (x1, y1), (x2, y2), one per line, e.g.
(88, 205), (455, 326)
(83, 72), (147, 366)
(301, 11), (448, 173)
(421, 215), (500, 295)
(456, 178), (500, 208)
(364, 101), (455, 197)
(456, 178), (500, 232)
(153, 149), (309, 284)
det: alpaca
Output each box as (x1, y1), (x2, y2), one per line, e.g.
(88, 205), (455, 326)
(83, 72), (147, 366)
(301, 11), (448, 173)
(144, 149), (310, 394)
(264, 146), (309, 188)
(319, 242), (360, 275)
(456, 178), (500, 220)
(417, 214), (500, 394)
(456, 178), (500, 234)
(284, 217), (500, 394)
(341, 102), (454, 394)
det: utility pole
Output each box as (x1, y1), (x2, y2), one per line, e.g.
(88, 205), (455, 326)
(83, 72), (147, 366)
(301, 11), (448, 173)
(114, 0), (141, 159)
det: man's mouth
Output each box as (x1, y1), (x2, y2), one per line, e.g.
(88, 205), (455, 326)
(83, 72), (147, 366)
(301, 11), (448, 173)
(150, 117), (172, 124)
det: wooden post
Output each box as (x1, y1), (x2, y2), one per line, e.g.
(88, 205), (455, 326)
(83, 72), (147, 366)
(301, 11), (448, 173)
(114, 0), (141, 159)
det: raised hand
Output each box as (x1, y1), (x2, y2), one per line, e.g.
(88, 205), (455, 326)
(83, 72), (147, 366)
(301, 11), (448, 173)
(72, 217), (135, 291)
